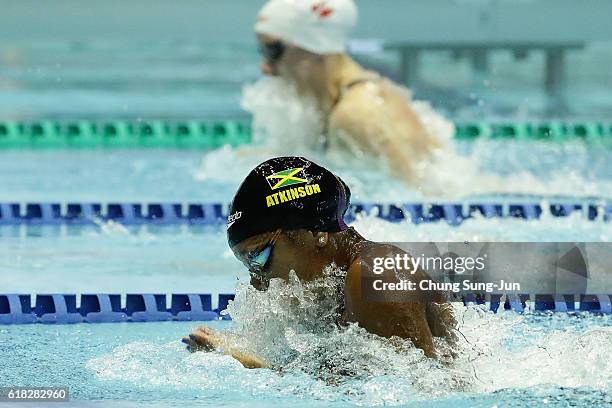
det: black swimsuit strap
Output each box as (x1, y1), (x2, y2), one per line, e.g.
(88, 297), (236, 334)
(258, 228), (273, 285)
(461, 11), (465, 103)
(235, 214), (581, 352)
(341, 77), (376, 94)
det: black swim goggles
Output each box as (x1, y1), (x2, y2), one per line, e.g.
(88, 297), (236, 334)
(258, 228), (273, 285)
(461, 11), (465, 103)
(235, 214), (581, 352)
(245, 234), (279, 278)
(258, 41), (286, 63)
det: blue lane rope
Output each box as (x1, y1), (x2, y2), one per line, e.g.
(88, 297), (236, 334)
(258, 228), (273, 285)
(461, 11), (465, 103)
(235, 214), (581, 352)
(0, 202), (610, 226)
(0, 294), (229, 325)
(1, 293), (610, 324)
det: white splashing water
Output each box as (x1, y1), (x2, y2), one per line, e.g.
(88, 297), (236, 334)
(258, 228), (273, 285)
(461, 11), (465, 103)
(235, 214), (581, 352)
(193, 77), (610, 200)
(242, 77), (326, 153)
(87, 271), (612, 404)
(225, 272), (612, 395)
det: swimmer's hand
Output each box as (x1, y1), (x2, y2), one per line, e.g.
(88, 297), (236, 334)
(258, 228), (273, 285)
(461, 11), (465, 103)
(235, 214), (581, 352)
(182, 326), (269, 369)
(182, 326), (221, 352)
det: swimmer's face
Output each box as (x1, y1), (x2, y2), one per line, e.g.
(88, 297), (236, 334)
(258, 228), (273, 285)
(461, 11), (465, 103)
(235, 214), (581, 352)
(256, 34), (321, 83)
(232, 229), (332, 290)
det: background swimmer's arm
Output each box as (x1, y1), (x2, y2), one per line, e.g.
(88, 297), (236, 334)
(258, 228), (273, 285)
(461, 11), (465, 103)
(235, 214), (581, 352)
(183, 326), (269, 369)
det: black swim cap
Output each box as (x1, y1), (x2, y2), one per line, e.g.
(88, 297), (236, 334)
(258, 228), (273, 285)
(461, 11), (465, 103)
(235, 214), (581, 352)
(227, 157), (350, 247)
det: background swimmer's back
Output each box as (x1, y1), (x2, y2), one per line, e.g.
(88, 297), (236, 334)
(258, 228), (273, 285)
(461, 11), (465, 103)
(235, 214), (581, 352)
(328, 75), (442, 183)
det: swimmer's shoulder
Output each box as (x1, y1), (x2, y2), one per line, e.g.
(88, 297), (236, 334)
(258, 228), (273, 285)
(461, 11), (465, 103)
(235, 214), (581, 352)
(343, 241), (403, 299)
(331, 72), (414, 119)
(342, 242), (434, 343)
(329, 77), (388, 137)
(333, 75), (384, 113)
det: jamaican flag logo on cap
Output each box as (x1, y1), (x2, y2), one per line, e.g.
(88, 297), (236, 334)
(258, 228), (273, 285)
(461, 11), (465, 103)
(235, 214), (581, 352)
(265, 167), (308, 190)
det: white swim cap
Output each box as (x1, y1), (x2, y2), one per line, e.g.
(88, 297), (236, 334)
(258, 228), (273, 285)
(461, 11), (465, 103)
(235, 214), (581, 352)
(255, 0), (358, 55)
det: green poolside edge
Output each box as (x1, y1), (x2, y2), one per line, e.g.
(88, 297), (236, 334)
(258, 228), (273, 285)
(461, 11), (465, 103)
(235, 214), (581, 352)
(0, 120), (610, 149)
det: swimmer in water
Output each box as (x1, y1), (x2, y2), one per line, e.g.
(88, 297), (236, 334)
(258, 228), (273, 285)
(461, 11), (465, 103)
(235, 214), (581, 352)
(253, 0), (443, 185)
(182, 157), (456, 369)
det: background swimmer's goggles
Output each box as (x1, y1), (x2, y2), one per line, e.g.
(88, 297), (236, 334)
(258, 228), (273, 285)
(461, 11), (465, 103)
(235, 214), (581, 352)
(258, 41), (286, 63)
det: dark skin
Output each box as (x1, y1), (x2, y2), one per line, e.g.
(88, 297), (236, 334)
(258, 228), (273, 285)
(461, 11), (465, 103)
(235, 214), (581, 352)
(182, 228), (457, 368)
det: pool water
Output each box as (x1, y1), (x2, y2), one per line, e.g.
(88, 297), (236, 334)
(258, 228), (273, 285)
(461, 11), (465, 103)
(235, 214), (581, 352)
(0, 138), (610, 204)
(2, 39), (612, 120)
(1, 77), (611, 205)
(1, 121), (611, 407)
(1, 210), (611, 407)
(1, 309), (611, 407)
(0, 214), (611, 295)
(1, 58), (611, 408)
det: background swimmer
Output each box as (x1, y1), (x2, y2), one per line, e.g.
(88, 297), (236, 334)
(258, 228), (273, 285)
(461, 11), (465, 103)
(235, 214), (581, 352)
(253, 0), (445, 186)
(183, 157), (457, 368)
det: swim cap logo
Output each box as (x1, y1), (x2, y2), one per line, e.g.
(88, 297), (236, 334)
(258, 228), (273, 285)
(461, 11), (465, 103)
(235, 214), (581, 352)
(265, 167), (308, 190)
(227, 211), (242, 230)
(264, 167), (323, 207)
(311, 2), (334, 19)
(266, 184), (322, 208)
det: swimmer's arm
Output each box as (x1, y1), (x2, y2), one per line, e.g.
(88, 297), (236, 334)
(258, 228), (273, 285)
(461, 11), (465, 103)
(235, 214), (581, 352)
(343, 259), (437, 357)
(183, 326), (269, 369)
(227, 349), (269, 369)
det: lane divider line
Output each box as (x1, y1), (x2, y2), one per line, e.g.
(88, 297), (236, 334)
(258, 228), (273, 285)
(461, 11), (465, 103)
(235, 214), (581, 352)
(0, 202), (610, 226)
(1, 120), (610, 149)
(1, 293), (611, 324)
